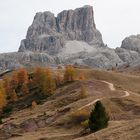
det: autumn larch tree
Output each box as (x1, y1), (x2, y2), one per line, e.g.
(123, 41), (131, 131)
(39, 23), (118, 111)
(10, 90), (18, 102)
(33, 67), (45, 91)
(3, 76), (11, 97)
(64, 65), (76, 82)
(9, 71), (19, 92)
(43, 68), (56, 95)
(0, 82), (7, 110)
(55, 73), (63, 87)
(21, 83), (29, 95)
(79, 73), (85, 81)
(33, 67), (56, 95)
(17, 68), (28, 86)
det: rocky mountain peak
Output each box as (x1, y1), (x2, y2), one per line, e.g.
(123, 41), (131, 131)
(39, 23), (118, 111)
(121, 34), (140, 53)
(18, 5), (104, 55)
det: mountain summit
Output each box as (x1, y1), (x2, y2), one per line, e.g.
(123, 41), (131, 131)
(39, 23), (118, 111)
(19, 6), (104, 55)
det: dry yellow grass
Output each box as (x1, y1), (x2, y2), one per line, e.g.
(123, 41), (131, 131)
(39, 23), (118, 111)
(74, 119), (140, 140)
(1, 68), (140, 140)
(78, 68), (140, 93)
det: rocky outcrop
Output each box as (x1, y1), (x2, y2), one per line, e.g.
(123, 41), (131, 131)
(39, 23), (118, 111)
(0, 52), (55, 70)
(114, 35), (140, 68)
(121, 35), (140, 53)
(115, 47), (140, 64)
(19, 5), (104, 55)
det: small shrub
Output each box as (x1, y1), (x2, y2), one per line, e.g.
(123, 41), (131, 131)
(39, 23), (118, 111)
(0, 117), (2, 124)
(64, 65), (76, 82)
(79, 73), (85, 80)
(112, 66), (116, 71)
(69, 110), (89, 124)
(31, 101), (37, 109)
(81, 119), (89, 128)
(36, 100), (44, 105)
(11, 90), (18, 102)
(3, 106), (12, 114)
(79, 85), (87, 99)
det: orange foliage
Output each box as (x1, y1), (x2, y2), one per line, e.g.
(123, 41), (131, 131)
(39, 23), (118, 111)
(43, 68), (56, 94)
(17, 68), (28, 85)
(64, 65), (76, 82)
(21, 83), (29, 95)
(3, 69), (29, 101)
(11, 90), (18, 102)
(0, 82), (7, 109)
(10, 71), (18, 91)
(31, 101), (37, 109)
(79, 73), (85, 80)
(55, 73), (63, 86)
(33, 67), (44, 90)
(79, 85), (87, 99)
(33, 67), (56, 95)
(3, 76), (11, 95)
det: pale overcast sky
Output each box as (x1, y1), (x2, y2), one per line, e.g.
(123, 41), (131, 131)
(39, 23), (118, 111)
(0, 0), (140, 53)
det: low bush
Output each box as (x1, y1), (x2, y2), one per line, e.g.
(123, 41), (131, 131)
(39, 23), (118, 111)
(81, 119), (89, 128)
(69, 109), (89, 124)
(79, 85), (87, 99)
(3, 106), (12, 114)
(0, 117), (2, 124)
(31, 101), (37, 109)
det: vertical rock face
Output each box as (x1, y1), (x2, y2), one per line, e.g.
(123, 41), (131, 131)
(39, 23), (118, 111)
(19, 5), (104, 55)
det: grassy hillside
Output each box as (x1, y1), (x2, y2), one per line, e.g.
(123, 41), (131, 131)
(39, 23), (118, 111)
(78, 68), (140, 93)
(0, 67), (140, 140)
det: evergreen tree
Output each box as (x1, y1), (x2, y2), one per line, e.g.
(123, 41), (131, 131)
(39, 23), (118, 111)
(89, 101), (109, 132)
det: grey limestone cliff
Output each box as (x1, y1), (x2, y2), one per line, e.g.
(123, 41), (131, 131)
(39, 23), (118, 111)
(121, 35), (140, 53)
(19, 5), (104, 55)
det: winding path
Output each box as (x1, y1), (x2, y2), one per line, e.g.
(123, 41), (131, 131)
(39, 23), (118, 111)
(78, 80), (130, 110)
(101, 81), (116, 91)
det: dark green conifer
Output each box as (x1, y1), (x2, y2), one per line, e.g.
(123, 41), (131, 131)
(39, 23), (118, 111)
(89, 101), (109, 132)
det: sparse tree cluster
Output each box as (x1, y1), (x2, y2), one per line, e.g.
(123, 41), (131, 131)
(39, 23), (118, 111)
(33, 68), (56, 95)
(0, 65), (81, 112)
(3, 68), (29, 102)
